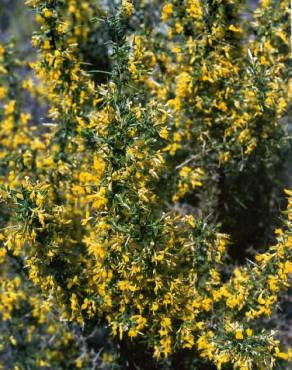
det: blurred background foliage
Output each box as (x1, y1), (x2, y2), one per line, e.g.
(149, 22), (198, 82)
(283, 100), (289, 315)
(0, 0), (35, 54)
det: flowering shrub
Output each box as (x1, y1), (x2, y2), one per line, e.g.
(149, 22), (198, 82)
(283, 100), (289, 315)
(0, 1), (291, 369)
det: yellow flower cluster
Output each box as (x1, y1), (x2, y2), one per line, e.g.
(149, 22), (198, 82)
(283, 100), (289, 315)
(0, 0), (290, 369)
(122, 0), (134, 17)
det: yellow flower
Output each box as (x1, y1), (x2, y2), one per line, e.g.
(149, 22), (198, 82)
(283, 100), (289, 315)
(42, 8), (53, 18)
(275, 347), (289, 360)
(228, 25), (243, 33)
(161, 4), (173, 22)
(179, 166), (192, 178)
(187, 0), (203, 19)
(75, 358), (83, 368)
(128, 327), (139, 338)
(185, 215), (196, 227)
(0, 86), (7, 99)
(176, 72), (192, 98)
(161, 317), (172, 329)
(4, 100), (16, 116)
(88, 187), (108, 210)
(261, 0), (270, 8)
(160, 335), (172, 357)
(9, 336), (17, 346)
(235, 330), (244, 340)
(284, 261), (292, 274)
(246, 328), (253, 337)
(117, 280), (137, 292)
(42, 39), (51, 50)
(216, 352), (229, 369)
(122, 0), (134, 17)
(219, 151), (230, 163)
(237, 128), (250, 144)
(0, 44), (4, 59)
(159, 127), (169, 140)
(175, 22), (183, 34)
